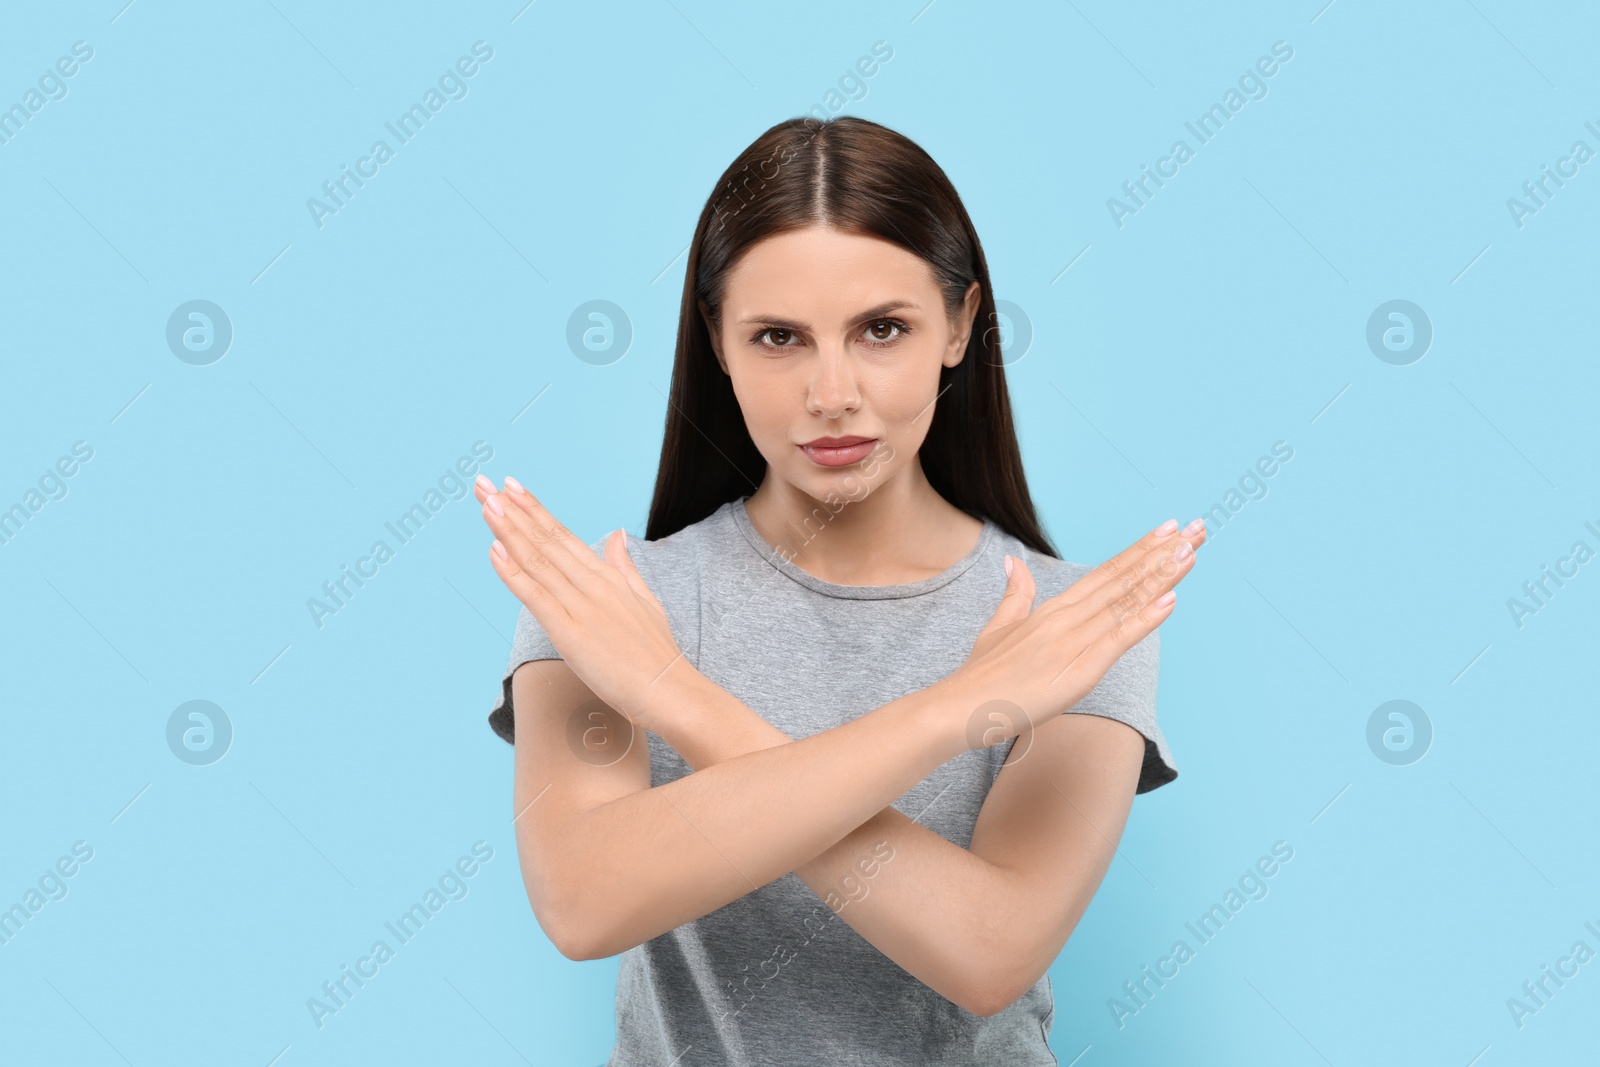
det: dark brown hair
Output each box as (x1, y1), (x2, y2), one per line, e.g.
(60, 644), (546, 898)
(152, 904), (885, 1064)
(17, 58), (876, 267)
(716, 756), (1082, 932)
(644, 115), (1058, 558)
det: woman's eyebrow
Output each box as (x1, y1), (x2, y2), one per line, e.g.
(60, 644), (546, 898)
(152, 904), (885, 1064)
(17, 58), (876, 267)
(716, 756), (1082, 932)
(736, 300), (921, 331)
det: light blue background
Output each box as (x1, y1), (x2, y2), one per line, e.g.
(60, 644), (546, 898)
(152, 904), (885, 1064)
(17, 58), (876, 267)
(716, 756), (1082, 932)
(2, 1), (1596, 1064)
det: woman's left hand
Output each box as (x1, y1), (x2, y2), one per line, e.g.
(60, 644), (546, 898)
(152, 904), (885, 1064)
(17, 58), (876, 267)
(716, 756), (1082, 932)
(474, 473), (687, 726)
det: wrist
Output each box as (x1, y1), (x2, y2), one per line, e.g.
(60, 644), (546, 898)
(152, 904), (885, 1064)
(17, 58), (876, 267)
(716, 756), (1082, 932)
(631, 662), (793, 771)
(621, 652), (699, 736)
(899, 674), (979, 766)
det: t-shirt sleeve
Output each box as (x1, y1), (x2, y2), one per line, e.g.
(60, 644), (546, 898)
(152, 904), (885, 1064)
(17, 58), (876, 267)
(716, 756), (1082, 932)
(1064, 624), (1177, 794)
(1043, 557), (1178, 794)
(487, 602), (559, 745)
(486, 533), (610, 746)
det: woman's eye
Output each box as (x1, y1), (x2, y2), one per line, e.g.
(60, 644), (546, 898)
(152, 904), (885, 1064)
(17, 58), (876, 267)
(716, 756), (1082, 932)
(864, 319), (911, 348)
(753, 320), (911, 351)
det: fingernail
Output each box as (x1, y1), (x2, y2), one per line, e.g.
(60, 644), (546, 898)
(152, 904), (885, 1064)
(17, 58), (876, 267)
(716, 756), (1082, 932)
(505, 475), (525, 495)
(1155, 590), (1176, 609)
(1004, 554), (1014, 578)
(1172, 541), (1192, 562)
(1155, 519), (1178, 537)
(485, 495), (504, 517)
(475, 473), (493, 493)
(492, 539), (508, 560)
(1182, 518), (1204, 536)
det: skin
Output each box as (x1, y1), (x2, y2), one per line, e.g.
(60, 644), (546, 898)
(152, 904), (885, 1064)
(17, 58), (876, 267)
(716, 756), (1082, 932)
(703, 224), (986, 586)
(476, 224), (1206, 1018)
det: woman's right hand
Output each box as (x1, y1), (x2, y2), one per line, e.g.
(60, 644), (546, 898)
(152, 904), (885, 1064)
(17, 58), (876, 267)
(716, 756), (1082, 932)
(946, 518), (1206, 747)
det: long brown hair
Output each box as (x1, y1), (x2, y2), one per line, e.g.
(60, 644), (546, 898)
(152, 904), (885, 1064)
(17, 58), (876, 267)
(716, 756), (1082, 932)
(644, 115), (1058, 559)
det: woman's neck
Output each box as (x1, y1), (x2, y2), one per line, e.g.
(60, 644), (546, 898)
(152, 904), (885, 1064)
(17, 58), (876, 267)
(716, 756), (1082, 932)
(742, 463), (985, 586)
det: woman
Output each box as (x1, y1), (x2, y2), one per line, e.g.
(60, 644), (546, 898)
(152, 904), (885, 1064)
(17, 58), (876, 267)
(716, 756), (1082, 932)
(477, 115), (1203, 1065)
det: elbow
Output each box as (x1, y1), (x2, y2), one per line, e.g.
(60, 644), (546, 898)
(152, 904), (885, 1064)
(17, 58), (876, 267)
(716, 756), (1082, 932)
(519, 831), (647, 961)
(539, 895), (607, 961)
(537, 871), (639, 961)
(552, 925), (603, 962)
(522, 858), (607, 961)
(961, 934), (1050, 1018)
(555, 912), (638, 962)
(965, 981), (1024, 1019)
(544, 902), (593, 961)
(535, 879), (613, 962)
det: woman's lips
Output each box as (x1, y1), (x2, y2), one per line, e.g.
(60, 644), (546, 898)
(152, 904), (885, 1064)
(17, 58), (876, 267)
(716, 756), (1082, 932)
(799, 439), (878, 467)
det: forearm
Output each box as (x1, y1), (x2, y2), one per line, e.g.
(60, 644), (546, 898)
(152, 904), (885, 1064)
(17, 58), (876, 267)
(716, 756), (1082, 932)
(648, 673), (1034, 1013)
(551, 668), (968, 959)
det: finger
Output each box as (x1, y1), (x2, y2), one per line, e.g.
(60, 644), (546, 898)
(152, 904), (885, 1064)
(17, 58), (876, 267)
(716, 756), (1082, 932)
(1075, 547), (1185, 656)
(1043, 532), (1194, 656)
(480, 497), (591, 613)
(603, 528), (664, 608)
(488, 539), (575, 645)
(1057, 518), (1205, 612)
(479, 481), (612, 600)
(474, 472), (604, 580)
(986, 553), (1037, 632)
(1049, 589), (1176, 693)
(1098, 536), (1195, 617)
(506, 476), (617, 581)
(1046, 560), (1181, 691)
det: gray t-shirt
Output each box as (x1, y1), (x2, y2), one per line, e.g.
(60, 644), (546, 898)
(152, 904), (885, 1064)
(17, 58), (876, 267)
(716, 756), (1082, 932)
(487, 496), (1176, 1066)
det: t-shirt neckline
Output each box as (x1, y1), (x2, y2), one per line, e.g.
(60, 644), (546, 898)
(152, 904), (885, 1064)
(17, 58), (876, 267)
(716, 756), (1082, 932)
(728, 495), (998, 600)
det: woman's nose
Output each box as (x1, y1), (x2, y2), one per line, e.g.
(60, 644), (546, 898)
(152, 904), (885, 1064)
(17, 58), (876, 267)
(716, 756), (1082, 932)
(808, 350), (860, 418)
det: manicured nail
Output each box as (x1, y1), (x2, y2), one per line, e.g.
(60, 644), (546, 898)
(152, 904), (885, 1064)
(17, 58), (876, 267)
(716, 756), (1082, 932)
(1155, 590), (1176, 609)
(1154, 519), (1178, 537)
(1182, 518), (1204, 536)
(1004, 554), (1014, 578)
(485, 495), (504, 517)
(475, 473), (493, 493)
(505, 475), (526, 495)
(1172, 541), (1192, 562)
(491, 539), (508, 560)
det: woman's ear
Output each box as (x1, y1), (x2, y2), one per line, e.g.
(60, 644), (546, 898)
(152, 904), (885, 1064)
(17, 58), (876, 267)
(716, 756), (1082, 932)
(945, 280), (982, 368)
(699, 298), (727, 374)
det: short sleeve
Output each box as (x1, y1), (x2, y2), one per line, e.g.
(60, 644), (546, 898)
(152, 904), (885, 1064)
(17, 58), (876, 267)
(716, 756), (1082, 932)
(1065, 624), (1176, 794)
(486, 533), (610, 746)
(1039, 555), (1178, 794)
(487, 603), (560, 745)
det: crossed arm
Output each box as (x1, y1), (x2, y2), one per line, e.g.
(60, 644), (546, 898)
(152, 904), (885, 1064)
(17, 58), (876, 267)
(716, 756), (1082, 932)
(510, 647), (1144, 1017)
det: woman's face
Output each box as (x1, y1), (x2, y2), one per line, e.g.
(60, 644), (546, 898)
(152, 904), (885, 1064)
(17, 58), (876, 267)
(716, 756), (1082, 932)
(705, 225), (981, 506)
